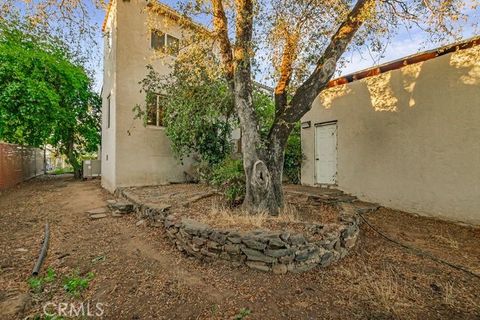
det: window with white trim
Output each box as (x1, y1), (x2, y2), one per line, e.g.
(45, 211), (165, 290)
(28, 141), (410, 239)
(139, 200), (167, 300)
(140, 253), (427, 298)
(146, 93), (164, 127)
(151, 30), (179, 56)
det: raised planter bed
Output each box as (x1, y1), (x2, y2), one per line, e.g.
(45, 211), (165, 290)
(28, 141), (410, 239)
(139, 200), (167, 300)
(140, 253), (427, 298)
(117, 186), (377, 274)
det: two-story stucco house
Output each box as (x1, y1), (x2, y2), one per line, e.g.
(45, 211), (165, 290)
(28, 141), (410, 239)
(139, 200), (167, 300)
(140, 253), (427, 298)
(101, 0), (197, 192)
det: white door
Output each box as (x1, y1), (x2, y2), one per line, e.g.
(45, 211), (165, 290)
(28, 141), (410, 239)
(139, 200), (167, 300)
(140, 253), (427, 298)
(315, 123), (337, 184)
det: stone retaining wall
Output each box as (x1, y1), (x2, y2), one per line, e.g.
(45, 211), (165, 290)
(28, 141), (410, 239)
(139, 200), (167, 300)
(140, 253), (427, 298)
(118, 189), (365, 274)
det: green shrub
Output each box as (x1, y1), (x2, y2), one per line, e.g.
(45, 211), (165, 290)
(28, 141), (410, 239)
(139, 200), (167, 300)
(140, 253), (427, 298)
(210, 157), (245, 206)
(283, 124), (303, 184)
(63, 271), (94, 296)
(27, 267), (56, 293)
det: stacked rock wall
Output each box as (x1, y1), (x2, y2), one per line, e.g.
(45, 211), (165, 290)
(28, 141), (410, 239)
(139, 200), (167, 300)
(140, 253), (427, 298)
(119, 189), (365, 274)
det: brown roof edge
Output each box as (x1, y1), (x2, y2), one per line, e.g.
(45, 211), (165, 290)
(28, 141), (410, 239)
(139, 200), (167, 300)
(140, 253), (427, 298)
(327, 36), (480, 88)
(102, 0), (210, 33)
(102, 0), (113, 32)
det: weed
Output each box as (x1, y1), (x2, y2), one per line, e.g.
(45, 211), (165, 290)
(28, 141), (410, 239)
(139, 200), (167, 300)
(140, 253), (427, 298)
(33, 314), (65, 320)
(210, 304), (218, 315)
(63, 271), (95, 296)
(28, 277), (44, 293)
(44, 267), (56, 282)
(234, 308), (251, 320)
(91, 255), (106, 263)
(27, 267), (56, 293)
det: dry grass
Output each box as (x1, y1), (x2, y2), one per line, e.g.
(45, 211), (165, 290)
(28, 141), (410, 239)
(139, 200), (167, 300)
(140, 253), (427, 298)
(433, 233), (460, 249)
(201, 202), (303, 231)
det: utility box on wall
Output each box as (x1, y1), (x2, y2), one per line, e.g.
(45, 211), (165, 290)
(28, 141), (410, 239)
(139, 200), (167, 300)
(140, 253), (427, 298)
(83, 159), (101, 178)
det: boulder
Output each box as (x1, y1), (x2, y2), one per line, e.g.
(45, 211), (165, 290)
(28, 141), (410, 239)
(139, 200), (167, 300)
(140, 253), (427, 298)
(241, 248), (276, 263)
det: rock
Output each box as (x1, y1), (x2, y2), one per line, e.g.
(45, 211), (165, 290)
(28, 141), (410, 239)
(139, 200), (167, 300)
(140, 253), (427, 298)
(112, 212), (123, 218)
(241, 248), (276, 263)
(219, 252), (230, 260)
(192, 237), (206, 247)
(342, 235), (357, 249)
(179, 228), (192, 240)
(265, 248), (292, 258)
(279, 255), (295, 264)
(224, 243), (240, 254)
(164, 215), (179, 228)
(166, 229), (177, 240)
(268, 237), (287, 249)
(106, 199), (116, 204)
(341, 224), (358, 238)
(90, 213), (108, 220)
(200, 248), (219, 258)
(320, 251), (334, 267)
(295, 247), (319, 262)
(183, 218), (210, 236)
(136, 219), (145, 226)
(15, 248), (28, 252)
(206, 240), (221, 250)
(86, 207), (108, 214)
(292, 262), (317, 273)
(272, 264), (288, 274)
(289, 234), (306, 245)
(246, 261), (270, 272)
(242, 238), (266, 251)
(227, 232), (243, 244)
(209, 231), (227, 244)
(148, 203), (171, 212)
(280, 232), (291, 242)
(108, 201), (133, 213)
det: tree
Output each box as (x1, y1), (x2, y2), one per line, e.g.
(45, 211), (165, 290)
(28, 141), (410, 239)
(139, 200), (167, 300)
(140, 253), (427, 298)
(0, 20), (101, 178)
(171, 0), (475, 215)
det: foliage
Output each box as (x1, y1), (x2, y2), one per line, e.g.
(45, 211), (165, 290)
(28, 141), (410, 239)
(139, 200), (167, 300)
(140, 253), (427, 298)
(254, 91), (302, 183)
(27, 267), (56, 293)
(63, 271), (95, 296)
(234, 307), (252, 320)
(33, 314), (65, 320)
(48, 167), (74, 175)
(210, 156), (245, 205)
(284, 124), (302, 184)
(0, 20), (101, 177)
(134, 64), (234, 166)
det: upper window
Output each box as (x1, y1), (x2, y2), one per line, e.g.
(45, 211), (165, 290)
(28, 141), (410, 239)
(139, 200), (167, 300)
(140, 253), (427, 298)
(146, 93), (164, 127)
(151, 30), (179, 56)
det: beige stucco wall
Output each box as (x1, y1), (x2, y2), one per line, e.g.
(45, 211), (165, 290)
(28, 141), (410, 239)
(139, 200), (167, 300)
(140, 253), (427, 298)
(301, 45), (480, 225)
(101, 2), (117, 192)
(102, 0), (193, 192)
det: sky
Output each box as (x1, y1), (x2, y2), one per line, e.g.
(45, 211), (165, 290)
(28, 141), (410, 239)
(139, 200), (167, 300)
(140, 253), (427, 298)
(88, 0), (480, 91)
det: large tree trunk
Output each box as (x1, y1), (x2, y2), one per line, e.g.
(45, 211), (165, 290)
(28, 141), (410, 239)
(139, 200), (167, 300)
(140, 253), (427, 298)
(211, 0), (372, 215)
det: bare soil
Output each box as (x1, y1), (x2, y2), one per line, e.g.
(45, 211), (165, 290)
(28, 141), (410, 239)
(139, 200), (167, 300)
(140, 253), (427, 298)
(1, 176), (479, 319)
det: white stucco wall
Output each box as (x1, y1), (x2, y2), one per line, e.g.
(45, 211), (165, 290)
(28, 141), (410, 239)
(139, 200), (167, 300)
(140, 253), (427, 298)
(101, 3), (117, 192)
(101, 0), (193, 192)
(301, 45), (480, 225)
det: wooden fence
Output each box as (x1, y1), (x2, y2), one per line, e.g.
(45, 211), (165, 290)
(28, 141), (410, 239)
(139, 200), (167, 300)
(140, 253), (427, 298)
(0, 143), (45, 191)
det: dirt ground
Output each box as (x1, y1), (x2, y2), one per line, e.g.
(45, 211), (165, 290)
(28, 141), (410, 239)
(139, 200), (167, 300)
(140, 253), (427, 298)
(0, 176), (479, 319)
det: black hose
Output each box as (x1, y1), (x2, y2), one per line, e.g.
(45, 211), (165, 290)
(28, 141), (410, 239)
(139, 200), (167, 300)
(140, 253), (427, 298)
(32, 223), (50, 276)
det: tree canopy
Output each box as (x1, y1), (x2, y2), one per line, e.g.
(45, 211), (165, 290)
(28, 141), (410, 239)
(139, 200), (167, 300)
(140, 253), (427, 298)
(155, 0), (478, 214)
(0, 20), (101, 177)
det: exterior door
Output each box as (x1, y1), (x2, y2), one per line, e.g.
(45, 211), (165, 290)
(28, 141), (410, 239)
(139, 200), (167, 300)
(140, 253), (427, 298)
(315, 122), (337, 184)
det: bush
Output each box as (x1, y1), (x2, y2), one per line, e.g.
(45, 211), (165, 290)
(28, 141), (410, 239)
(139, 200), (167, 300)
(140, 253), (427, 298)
(210, 157), (245, 206)
(284, 124), (302, 184)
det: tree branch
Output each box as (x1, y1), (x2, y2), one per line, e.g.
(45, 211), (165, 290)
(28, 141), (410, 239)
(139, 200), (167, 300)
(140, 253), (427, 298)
(285, 0), (374, 123)
(212, 0), (234, 85)
(274, 27), (300, 114)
